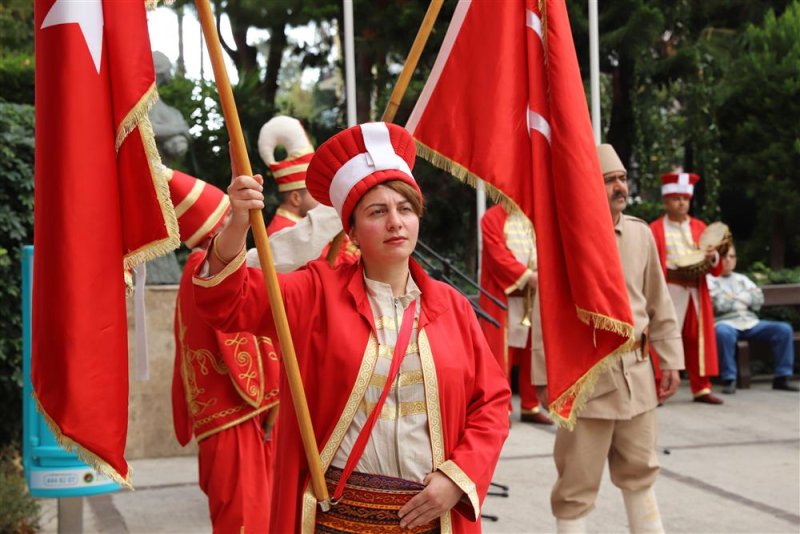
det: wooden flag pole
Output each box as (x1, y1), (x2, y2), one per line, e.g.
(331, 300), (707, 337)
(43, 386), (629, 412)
(195, 0), (330, 511)
(326, 0), (445, 263)
(382, 0), (444, 123)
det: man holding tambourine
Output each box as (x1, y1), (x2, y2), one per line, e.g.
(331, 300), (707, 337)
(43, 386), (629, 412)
(650, 172), (730, 405)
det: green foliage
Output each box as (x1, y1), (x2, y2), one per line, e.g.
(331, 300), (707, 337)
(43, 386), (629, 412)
(0, 445), (39, 534)
(625, 199), (664, 224)
(0, 1), (34, 106)
(717, 2), (800, 268)
(747, 264), (800, 286)
(0, 52), (34, 105)
(0, 0), (34, 54)
(0, 103), (34, 447)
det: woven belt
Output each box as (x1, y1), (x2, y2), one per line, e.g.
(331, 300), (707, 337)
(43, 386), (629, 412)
(316, 466), (440, 534)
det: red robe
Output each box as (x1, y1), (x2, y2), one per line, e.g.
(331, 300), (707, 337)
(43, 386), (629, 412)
(479, 205), (530, 372)
(172, 251), (280, 532)
(479, 205), (540, 411)
(193, 256), (511, 533)
(649, 216), (723, 379)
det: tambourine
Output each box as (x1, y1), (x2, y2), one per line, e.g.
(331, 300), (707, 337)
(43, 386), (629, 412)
(699, 221), (733, 256)
(669, 250), (712, 281)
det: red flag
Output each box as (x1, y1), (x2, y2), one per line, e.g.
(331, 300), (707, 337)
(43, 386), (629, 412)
(407, 0), (634, 426)
(33, 0), (179, 486)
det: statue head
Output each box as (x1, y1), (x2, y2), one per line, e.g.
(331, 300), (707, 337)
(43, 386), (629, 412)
(152, 51), (173, 86)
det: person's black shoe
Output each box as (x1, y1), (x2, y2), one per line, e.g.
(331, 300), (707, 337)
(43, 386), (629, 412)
(772, 376), (800, 392)
(721, 380), (736, 395)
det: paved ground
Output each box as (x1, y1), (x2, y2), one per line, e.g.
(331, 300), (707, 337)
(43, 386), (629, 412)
(37, 381), (800, 533)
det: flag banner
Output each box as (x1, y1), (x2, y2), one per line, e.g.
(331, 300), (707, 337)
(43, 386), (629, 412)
(407, 0), (634, 427)
(33, 0), (179, 486)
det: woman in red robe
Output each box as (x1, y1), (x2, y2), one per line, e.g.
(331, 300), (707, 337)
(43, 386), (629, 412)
(194, 122), (510, 533)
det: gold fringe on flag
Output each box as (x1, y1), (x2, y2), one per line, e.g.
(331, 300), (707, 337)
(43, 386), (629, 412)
(122, 116), (181, 272)
(34, 393), (133, 490)
(115, 83), (158, 152)
(548, 311), (635, 429)
(415, 140), (524, 216)
(113, 83), (180, 277)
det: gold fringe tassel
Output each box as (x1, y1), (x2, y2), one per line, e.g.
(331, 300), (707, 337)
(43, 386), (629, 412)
(121, 114), (181, 273)
(115, 83), (158, 152)
(116, 84), (180, 276)
(415, 140), (525, 216)
(576, 307), (637, 340)
(548, 308), (635, 429)
(33, 393), (133, 490)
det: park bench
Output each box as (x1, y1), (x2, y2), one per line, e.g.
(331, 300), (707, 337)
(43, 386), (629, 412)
(735, 283), (800, 388)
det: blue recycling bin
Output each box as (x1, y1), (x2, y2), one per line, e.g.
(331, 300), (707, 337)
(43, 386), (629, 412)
(21, 246), (120, 497)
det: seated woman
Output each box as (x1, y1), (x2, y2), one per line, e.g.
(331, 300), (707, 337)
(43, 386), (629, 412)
(708, 244), (798, 394)
(193, 122), (511, 533)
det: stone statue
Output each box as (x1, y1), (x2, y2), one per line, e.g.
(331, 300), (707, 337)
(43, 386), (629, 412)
(149, 51), (191, 165)
(146, 51), (190, 285)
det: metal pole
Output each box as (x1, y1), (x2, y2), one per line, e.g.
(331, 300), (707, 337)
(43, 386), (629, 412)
(343, 0), (357, 125)
(57, 497), (83, 533)
(588, 0), (601, 144)
(476, 179), (486, 281)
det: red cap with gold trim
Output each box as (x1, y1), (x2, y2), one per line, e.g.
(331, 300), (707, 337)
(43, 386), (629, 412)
(305, 122), (420, 233)
(661, 172), (700, 198)
(167, 169), (230, 248)
(258, 116), (314, 193)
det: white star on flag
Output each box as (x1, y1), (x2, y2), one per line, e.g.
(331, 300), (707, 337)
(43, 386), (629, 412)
(41, 0), (104, 74)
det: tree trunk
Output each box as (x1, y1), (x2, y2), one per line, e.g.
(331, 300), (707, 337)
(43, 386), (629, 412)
(220, 0), (258, 76)
(264, 21), (288, 117)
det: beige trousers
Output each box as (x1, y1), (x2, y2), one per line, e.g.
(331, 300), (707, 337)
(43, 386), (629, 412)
(551, 410), (660, 519)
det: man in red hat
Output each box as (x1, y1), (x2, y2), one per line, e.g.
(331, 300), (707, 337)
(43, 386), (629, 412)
(168, 168), (281, 533)
(479, 204), (551, 424)
(258, 115), (359, 265)
(550, 145), (684, 533)
(650, 171), (724, 404)
(258, 116), (319, 234)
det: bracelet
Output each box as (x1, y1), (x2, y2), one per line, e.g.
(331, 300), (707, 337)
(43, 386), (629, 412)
(212, 238), (241, 265)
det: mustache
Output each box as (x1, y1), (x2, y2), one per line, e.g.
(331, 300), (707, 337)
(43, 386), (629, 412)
(612, 191), (627, 201)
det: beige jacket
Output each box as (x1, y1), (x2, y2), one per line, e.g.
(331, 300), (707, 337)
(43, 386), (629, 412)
(581, 214), (684, 419)
(534, 214), (685, 418)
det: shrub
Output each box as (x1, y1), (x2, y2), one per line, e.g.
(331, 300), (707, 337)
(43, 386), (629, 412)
(0, 102), (34, 447)
(0, 445), (39, 534)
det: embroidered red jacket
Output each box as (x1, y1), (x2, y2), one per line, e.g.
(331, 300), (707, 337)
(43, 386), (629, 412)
(171, 251), (280, 445)
(193, 255), (510, 534)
